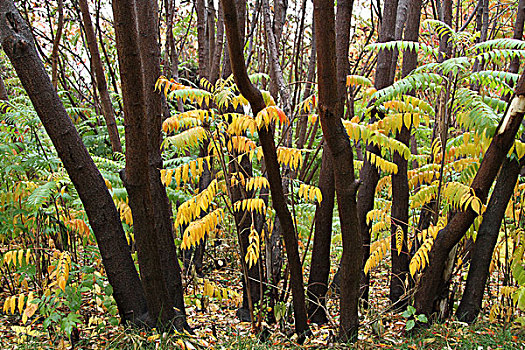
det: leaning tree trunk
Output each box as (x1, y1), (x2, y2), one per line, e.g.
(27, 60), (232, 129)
(0, 0), (149, 325)
(221, 0), (310, 341)
(456, 0), (525, 322)
(456, 156), (524, 323)
(414, 70), (525, 319)
(78, 0), (122, 153)
(313, 0), (361, 342)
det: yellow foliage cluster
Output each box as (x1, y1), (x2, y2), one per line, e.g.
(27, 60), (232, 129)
(48, 251), (71, 292)
(245, 176), (270, 192)
(276, 147), (303, 170)
(233, 198), (266, 215)
(162, 109), (212, 133)
(227, 136), (257, 154)
(2, 249), (32, 267)
(443, 182), (484, 215)
(255, 106), (289, 129)
(162, 126), (208, 152)
(297, 184), (323, 204)
(366, 152), (398, 174)
(175, 179), (219, 228)
(3, 292), (37, 324)
(227, 113), (257, 136)
(160, 157), (211, 188)
(65, 218), (90, 237)
(364, 237), (389, 274)
(181, 208), (224, 250)
(245, 227), (260, 269)
(116, 199), (133, 226)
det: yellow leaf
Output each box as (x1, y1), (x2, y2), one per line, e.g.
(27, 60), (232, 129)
(10, 295), (16, 314)
(18, 295), (25, 315)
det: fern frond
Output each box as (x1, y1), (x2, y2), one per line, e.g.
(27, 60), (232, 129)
(373, 73), (444, 104)
(473, 38), (525, 51)
(346, 75), (373, 88)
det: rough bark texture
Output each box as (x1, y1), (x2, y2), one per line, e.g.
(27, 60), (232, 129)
(78, 0), (122, 153)
(221, 0), (309, 340)
(113, 0), (180, 328)
(136, 0), (188, 328)
(456, 157), (524, 323)
(313, 0), (361, 342)
(414, 71), (525, 319)
(0, 0), (149, 325)
(358, 0), (399, 304)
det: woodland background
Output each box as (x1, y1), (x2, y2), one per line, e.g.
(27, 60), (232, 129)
(0, 0), (525, 348)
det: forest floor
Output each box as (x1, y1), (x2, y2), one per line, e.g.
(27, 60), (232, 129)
(1, 240), (524, 349)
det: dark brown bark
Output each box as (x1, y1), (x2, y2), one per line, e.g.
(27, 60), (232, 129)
(414, 71), (525, 319)
(456, 0), (525, 322)
(389, 0), (422, 309)
(113, 0), (179, 328)
(456, 157), (524, 323)
(307, 0), (353, 325)
(358, 0), (399, 305)
(136, 0), (188, 329)
(221, 0), (310, 340)
(78, 0), (122, 153)
(195, 0), (209, 78)
(306, 145), (335, 324)
(313, 0), (361, 342)
(0, 0), (149, 325)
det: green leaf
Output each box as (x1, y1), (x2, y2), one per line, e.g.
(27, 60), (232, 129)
(406, 319), (415, 331)
(416, 314), (428, 323)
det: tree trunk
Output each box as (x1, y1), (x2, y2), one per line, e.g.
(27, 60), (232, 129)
(78, 0), (122, 153)
(456, 0), (525, 322)
(221, 0), (310, 340)
(306, 145), (335, 324)
(136, 0), (188, 329)
(389, 0), (422, 309)
(358, 0), (399, 305)
(0, 0), (149, 325)
(414, 71), (525, 319)
(456, 157), (524, 323)
(313, 0), (361, 342)
(113, 0), (183, 328)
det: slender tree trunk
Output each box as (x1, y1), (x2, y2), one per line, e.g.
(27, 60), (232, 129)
(307, 0), (353, 324)
(414, 71), (525, 319)
(389, 0), (422, 309)
(113, 0), (182, 328)
(0, 0), (149, 325)
(358, 0), (399, 304)
(306, 145), (335, 324)
(313, 0), (361, 342)
(136, 0), (188, 329)
(78, 0), (122, 153)
(50, 0), (63, 90)
(195, 0), (209, 78)
(221, 0), (310, 340)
